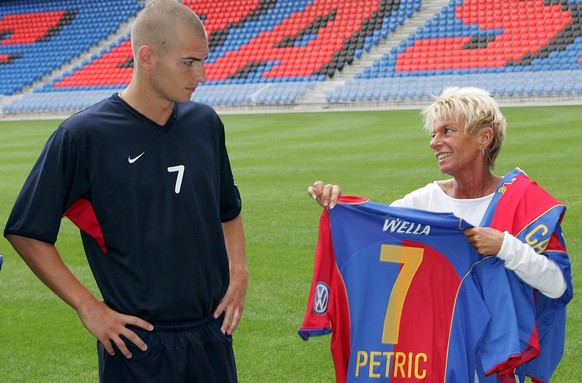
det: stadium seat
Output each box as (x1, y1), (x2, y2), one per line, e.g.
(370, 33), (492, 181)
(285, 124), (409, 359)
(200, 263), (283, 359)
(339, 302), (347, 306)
(1, 0), (581, 113)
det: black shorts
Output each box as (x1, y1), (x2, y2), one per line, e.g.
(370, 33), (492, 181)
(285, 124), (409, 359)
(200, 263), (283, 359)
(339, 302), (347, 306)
(98, 314), (238, 383)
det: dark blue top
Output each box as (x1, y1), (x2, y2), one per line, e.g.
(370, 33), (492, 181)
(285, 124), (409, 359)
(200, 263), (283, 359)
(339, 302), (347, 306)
(5, 94), (242, 322)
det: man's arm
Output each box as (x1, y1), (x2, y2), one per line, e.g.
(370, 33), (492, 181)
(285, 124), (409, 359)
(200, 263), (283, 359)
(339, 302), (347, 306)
(6, 234), (153, 358)
(215, 214), (248, 335)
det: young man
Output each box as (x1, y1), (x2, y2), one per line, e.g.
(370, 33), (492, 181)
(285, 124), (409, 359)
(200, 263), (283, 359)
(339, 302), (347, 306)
(4, 1), (248, 381)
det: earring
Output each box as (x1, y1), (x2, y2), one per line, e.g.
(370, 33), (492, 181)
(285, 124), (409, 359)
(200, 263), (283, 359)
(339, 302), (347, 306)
(480, 147), (485, 156)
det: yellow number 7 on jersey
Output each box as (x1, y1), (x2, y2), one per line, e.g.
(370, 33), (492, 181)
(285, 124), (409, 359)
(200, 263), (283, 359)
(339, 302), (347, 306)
(379, 244), (424, 344)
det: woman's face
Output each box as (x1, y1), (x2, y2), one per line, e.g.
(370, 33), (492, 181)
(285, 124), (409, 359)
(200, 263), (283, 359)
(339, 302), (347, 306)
(429, 113), (482, 177)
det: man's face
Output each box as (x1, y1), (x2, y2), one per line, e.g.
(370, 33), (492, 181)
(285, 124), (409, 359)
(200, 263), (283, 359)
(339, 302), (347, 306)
(151, 29), (209, 104)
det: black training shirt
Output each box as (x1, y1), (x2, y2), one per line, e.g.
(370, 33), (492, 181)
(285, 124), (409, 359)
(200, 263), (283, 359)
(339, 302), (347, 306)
(5, 94), (242, 322)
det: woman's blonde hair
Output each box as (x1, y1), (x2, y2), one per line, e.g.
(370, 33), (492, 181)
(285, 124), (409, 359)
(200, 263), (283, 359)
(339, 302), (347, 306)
(421, 87), (507, 168)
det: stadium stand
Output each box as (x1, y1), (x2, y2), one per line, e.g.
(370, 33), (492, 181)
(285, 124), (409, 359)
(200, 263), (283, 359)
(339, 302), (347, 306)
(1, 0), (581, 117)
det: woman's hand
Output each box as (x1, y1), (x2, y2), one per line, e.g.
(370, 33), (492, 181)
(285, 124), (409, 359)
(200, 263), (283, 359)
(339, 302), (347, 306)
(464, 227), (504, 256)
(307, 180), (341, 208)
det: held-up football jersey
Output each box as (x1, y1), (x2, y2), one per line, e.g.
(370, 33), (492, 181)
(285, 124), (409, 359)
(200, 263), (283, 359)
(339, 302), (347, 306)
(299, 196), (538, 383)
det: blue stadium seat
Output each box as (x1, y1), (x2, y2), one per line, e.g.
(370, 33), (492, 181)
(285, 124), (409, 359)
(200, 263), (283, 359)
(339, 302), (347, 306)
(2, 0), (581, 113)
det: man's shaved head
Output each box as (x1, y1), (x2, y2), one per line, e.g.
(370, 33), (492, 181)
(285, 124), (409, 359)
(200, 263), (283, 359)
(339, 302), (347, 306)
(131, 0), (206, 56)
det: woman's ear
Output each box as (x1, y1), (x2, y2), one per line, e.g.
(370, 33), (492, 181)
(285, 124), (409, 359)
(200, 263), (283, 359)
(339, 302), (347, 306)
(481, 126), (494, 147)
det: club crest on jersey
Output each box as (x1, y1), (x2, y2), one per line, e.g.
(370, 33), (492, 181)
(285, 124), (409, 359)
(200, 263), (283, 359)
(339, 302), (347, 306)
(313, 282), (329, 314)
(383, 217), (430, 235)
(497, 176), (517, 195)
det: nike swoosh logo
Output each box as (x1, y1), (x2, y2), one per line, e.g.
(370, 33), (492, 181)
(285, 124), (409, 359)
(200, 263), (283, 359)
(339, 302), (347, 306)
(128, 152), (145, 164)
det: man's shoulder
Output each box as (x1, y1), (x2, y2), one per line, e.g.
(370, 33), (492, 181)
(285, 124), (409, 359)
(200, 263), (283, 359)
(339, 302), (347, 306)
(61, 95), (120, 132)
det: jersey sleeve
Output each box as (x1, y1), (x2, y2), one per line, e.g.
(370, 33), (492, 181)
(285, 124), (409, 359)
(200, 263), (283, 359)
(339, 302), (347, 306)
(4, 127), (89, 244)
(298, 208), (335, 340)
(217, 116), (242, 222)
(298, 207), (351, 383)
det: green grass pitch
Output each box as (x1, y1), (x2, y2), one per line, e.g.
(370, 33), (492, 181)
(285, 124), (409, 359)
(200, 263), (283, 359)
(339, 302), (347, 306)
(0, 105), (580, 382)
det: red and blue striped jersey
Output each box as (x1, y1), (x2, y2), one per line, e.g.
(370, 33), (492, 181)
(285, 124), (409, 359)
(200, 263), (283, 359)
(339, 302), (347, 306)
(299, 196), (538, 382)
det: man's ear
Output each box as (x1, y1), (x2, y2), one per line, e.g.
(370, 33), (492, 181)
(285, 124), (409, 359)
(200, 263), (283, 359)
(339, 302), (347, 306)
(138, 45), (154, 71)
